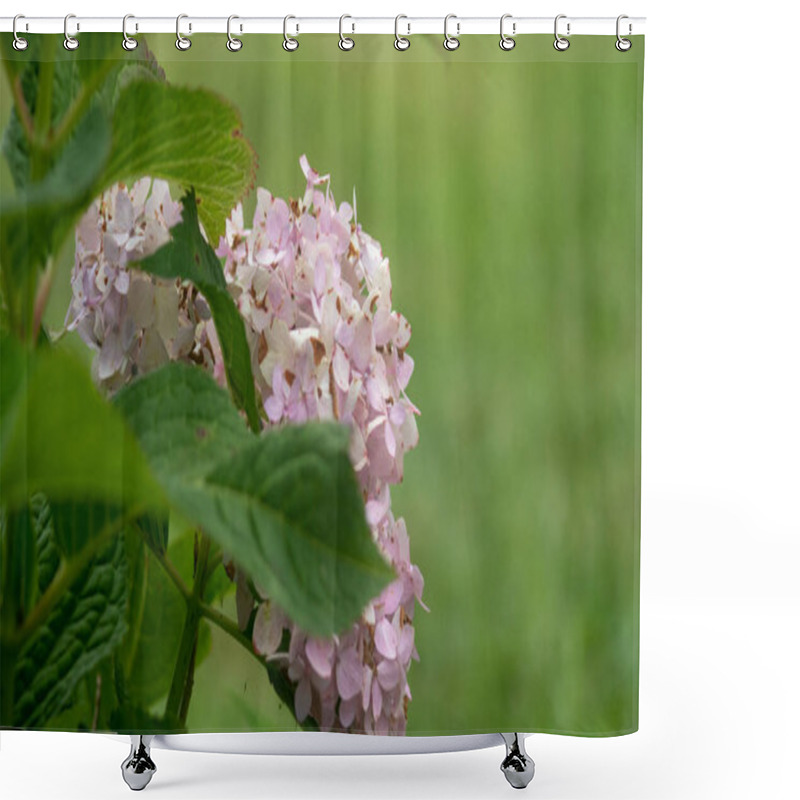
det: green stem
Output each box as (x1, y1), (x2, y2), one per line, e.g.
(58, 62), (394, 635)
(142, 536), (257, 670)
(30, 37), (56, 183)
(0, 643), (18, 726)
(164, 533), (211, 725)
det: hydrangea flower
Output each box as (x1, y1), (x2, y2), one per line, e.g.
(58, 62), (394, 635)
(68, 159), (424, 735)
(218, 156), (424, 734)
(65, 178), (218, 392)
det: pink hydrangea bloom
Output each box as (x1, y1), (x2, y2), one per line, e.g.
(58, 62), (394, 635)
(65, 178), (218, 392)
(68, 161), (424, 735)
(220, 156), (424, 734)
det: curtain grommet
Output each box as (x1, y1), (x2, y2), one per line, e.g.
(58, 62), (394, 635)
(64, 13), (79, 51)
(394, 15), (410, 51)
(12, 14), (29, 51)
(176, 13), (192, 51)
(499, 14), (516, 51)
(339, 14), (355, 51)
(122, 14), (138, 51)
(615, 15), (632, 51)
(553, 14), (570, 51)
(283, 15), (299, 51)
(443, 14), (460, 51)
(227, 15), (243, 52)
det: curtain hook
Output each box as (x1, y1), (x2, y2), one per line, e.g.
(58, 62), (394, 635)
(499, 14), (516, 51)
(122, 14), (138, 51)
(394, 14), (410, 51)
(339, 14), (355, 51)
(553, 14), (570, 51)
(64, 13), (79, 51)
(443, 14), (460, 51)
(176, 14), (191, 50)
(12, 14), (28, 51)
(616, 14), (632, 51)
(227, 15), (243, 51)
(283, 15), (299, 51)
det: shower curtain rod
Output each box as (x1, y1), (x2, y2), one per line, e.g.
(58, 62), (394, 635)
(0, 16), (645, 37)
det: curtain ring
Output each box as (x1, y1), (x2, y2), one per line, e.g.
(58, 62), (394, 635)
(443, 14), (460, 51)
(616, 14), (632, 51)
(12, 15), (28, 51)
(176, 14), (191, 50)
(283, 15), (299, 51)
(339, 14), (355, 51)
(499, 14), (515, 51)
(227, 15), (243, 51)
(122, 14), (138, 51)
(394, 14), (410, 51)
(553, 14), (570, 51)
(64, 13), (79, 51)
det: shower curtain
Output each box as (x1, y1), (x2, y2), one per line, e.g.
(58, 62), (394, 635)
(0, 30), (643, 738)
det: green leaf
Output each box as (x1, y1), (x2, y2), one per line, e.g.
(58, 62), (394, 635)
(0, 334), (165, 515)
(1, 505), (38, 626)
(29, 493), (60, 594)
(49, 501), (120, 560)
(1, 33), (164, 191)
(13, 531), (129, 727)
(103, 81), (256, 248)
(134, 188), (260, 430)
(114, 363), (393, 636)
(0, 103), (112, 291)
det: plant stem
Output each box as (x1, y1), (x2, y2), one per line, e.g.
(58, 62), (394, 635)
(0, 643), (18, 726)
(30, 36), (56, 182)
(142, 536), (281, 704)
(164, 532), (211, 725)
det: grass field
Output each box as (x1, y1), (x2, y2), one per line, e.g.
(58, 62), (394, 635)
(1, 34), (643, 735)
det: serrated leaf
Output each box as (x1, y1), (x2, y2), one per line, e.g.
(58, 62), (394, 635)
(1, 506), (37, 625)
(0, 103), (112, 288)
(134, 189), (260, 430)
(0, 33), (163, 191)
(103, 81), (256, 248)
(0, 334), (165, 515)
(114, 363), (393, 637)
(29, 493), (60, 594)
(13, 532), (129, 727)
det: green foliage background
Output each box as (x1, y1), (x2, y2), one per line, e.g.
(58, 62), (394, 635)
(1, 34), (643, 736)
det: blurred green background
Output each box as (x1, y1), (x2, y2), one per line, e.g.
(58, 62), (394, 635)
(1, 34), (643, 736)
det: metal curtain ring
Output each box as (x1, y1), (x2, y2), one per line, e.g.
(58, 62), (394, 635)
(616, 14), (632, 51)
(283, 15), (299, 51)
(339, 14), (354, 51)
(64, 13), (79, 50)
(394, 14), (410, 51)
(122, 14), (138, 51)
(443, 14), (460, 51)
(176, 14), (191, 50)
(553, 14), (570, 51)
(227, 15), (243, 51)
(499, 14), (515, 51)
(12, 14), (28, 51)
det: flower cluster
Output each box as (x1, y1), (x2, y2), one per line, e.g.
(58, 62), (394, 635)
(67, 158), (424, 735)
(65, 178), (219, 392)
(218, 157), (424, 734)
